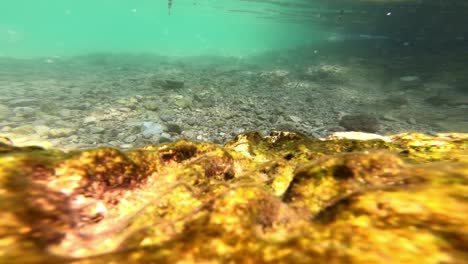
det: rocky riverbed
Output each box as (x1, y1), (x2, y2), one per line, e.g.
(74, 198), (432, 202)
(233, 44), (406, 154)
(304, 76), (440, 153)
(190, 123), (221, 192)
(0, 51), (467, 151)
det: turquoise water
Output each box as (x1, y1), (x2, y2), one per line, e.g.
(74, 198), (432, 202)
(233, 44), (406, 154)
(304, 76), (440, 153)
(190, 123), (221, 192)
(0, 0), (325, 57)
(2, 1), (467, 58)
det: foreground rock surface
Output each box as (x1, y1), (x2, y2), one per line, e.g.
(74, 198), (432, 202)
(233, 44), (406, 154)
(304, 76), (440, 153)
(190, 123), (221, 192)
(0, 131), (467, 263)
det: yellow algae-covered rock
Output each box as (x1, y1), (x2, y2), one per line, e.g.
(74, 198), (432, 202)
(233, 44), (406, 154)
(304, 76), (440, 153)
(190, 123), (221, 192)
(0, 131), (467, 263)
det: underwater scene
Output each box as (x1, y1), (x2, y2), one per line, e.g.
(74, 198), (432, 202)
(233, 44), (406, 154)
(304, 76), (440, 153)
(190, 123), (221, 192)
(0, 0), (467, 263)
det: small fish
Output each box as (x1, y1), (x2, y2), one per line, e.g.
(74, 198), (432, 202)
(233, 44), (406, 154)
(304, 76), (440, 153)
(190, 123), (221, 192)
(338, 9), (344, 20)
(168, 0), (172, 15)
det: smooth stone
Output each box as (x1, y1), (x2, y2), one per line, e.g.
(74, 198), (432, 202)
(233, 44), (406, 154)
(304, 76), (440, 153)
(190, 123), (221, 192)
(117, 107), (131, 112)
(158, 136), (172, 143)
(34, 125), (50, 136)
(408, 118), (417, 125)
(159, 113), (173, 122)
(70, 102), (91, 110)
(84, 116), (98, 123)
(185, 118), (196, 126)
(54, 120), (73, 127)
(141, 122), (163, 138)
(381, 114), (399, 122)
(0, 104), (11, 119)
(182, 131), (196, 139)
(58, 109), (72, 118)
(288, 115), (302, 123)
(123, 135), (137, 143)
(48, 128), (75, 138)
(90, 127), (106, 134)
(12, 125), (35, 134)
(13, 107), (35, 117)
(143, 101), (159, 111)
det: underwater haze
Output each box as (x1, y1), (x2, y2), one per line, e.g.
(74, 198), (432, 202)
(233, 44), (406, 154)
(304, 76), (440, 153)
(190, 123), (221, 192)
(0, 0), (321, 57)
(0, 0), (467, 150)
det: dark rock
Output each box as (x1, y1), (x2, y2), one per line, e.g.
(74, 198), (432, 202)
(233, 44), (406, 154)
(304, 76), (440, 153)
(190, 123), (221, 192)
(425, 93), (468, 107)
(159, 112), (174, 122)
(185, 118), (196, 126)
(162, 80), (184, 89)
(149, 77), (184, 90)
(275, 122), (300, 133)
(425, 95), (450, 106)
(384, 96), (409, 107)
(339, 114), (379, 133)
(158, 136), (172, 143)
(166, 123), (182, 134)
(143, 101), (159, 111)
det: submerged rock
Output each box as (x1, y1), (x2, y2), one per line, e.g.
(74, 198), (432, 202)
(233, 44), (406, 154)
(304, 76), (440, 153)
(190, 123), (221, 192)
(141, 121), (163, 138)
(150, 77), (185, 90)
(0, 131), (466, 263)
(339, 113), (380, 133)
(0, 104), (11, 119)
(165, 123), (182, 134)
(142, 101), (159, 111)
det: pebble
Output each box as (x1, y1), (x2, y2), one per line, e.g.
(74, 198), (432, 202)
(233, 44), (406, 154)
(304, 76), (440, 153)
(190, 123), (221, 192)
(48, 128), (75, 138)
(12, 125), (35, 134)
(54, 120), (73, 127)
(0, 104), (11, 119)
(84, 116), (98, 123)
(34, 125), (50, 136)
(141, 122), (163, 138)
(13, 107), (35, 117)
(288, 115), (302, 123)
(123, 135), (137, 143)
(185, 118), (196, 126)
(166, 123), (182, 134)
(182, 130), (196, 139)
(159, 136), (172, 143)
(90, 127), (105, 134)
(381, 114), (399, 122)
(117, 107), (131, 112)
(159, 112), (175, 122)
(58, 109), (72, 118)
(143, 101), (159, 111)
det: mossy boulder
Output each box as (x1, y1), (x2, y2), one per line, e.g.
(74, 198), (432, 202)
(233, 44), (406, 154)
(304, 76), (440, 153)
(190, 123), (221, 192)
(0, 131), (466, 263)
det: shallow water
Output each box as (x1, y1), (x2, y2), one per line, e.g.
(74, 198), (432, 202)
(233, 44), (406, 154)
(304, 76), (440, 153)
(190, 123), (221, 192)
(0, 0), (467, 150)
